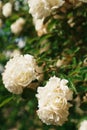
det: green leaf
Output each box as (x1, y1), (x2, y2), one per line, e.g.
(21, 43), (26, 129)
(68, 78), (78, 94)
(0, 97), (13, 108)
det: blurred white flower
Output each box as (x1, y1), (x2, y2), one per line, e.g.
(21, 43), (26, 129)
(14, 1), (20, 11)
(3, 50), (12, 58)
(33, 18), (44, 31)
(28, 0), (50, 19)
(11, 50), (21, 57)
(11, 18), (25, 34)
(2, 54), (38, 94)
(28, 0), (64, 20)
(17, 39), (26, 49)
(42, 0), (65, 10)
(33, 18), (47, 36)
(2, 2), (12, 17)
(3, 50), (21, 58)
(79, 120), (87, 130)
(36, 76), (73, 125)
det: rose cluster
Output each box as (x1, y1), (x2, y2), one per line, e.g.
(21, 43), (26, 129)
(27, 0), (87, 35)
(28, 0), (65, 34)
(2, 53), (73, 126)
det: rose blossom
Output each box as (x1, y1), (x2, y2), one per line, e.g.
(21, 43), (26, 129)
(11, 18), (25, 34)
(2, 54), (40, 94)
(36, 76), (73, 125)
(2, 2), (12, 17)
(79, 120), (87, 130)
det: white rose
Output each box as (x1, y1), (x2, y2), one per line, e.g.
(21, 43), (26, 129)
(33, 18), (44, 31)
(28, 0), (64, 20)
(36, 76), (73, 125)
(2, 54), (38, 94)
(33, 18), (47, 36)
(79, 120), (87, 130)
(28, 0), (50, 19)
(42, 0), (65, 10)
(11, 18), (25, 34)
(2, 2), (12, 17)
